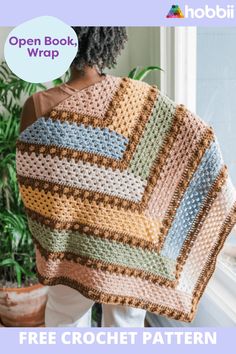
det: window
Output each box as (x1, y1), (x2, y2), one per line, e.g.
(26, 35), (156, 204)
(197, 27), (236, 276)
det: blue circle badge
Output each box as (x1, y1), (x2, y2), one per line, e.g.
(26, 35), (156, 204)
(4, 16), (78, 83)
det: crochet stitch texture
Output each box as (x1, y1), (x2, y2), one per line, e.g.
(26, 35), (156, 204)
(16, 74), (236, 322)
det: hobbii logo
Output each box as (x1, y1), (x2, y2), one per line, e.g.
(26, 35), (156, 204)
(185, 4), (234, 19)
(166, 4), (235, 19)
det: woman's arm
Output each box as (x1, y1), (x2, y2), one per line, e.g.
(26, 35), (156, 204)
(19, 96), (37, 133)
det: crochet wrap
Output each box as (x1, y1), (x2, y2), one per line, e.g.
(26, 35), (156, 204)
(16, 75), (236, 322)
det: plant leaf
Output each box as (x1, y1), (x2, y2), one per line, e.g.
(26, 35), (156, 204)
(135, 66), (164, 81)
(128, 67), (140, 79)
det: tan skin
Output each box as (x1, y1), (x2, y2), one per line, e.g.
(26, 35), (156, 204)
(19, 65), (105, 133)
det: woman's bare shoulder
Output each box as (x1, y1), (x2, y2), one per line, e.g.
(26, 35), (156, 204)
(19, 85), (68, 133)
(19, 95), (36, 133)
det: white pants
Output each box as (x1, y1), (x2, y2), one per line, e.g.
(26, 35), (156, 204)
(45, 285), (146, 327)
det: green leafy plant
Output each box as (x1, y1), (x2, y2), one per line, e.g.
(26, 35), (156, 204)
(128, 65), (163, 81)
(0, 61), (69, 287)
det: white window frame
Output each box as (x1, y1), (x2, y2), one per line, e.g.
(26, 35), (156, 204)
(159, 27), (197, 112)
(146, 27), (236, 327)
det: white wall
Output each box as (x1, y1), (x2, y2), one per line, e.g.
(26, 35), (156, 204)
(0, 27), (12, 59)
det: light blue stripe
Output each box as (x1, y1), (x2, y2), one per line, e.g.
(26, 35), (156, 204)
(19, 118), (128, 160)
(161, 141), (223, 260)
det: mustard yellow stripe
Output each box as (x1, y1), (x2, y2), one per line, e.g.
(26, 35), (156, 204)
(108, 81), (151, 138)
(20, 185), (161, 241)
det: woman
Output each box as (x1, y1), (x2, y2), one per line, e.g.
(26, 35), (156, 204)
(16, 27), (236, 327)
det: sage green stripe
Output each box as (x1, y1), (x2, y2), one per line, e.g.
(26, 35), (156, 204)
(29, 218), (176, 280)
(128, 93), (176, 180)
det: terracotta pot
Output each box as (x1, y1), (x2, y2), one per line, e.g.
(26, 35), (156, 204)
(0, 283), (48, 327)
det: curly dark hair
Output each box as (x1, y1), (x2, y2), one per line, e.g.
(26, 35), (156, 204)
(71, 27), (127, 71)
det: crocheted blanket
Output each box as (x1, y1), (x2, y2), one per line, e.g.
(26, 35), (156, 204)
(16, 75), (236, 322)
